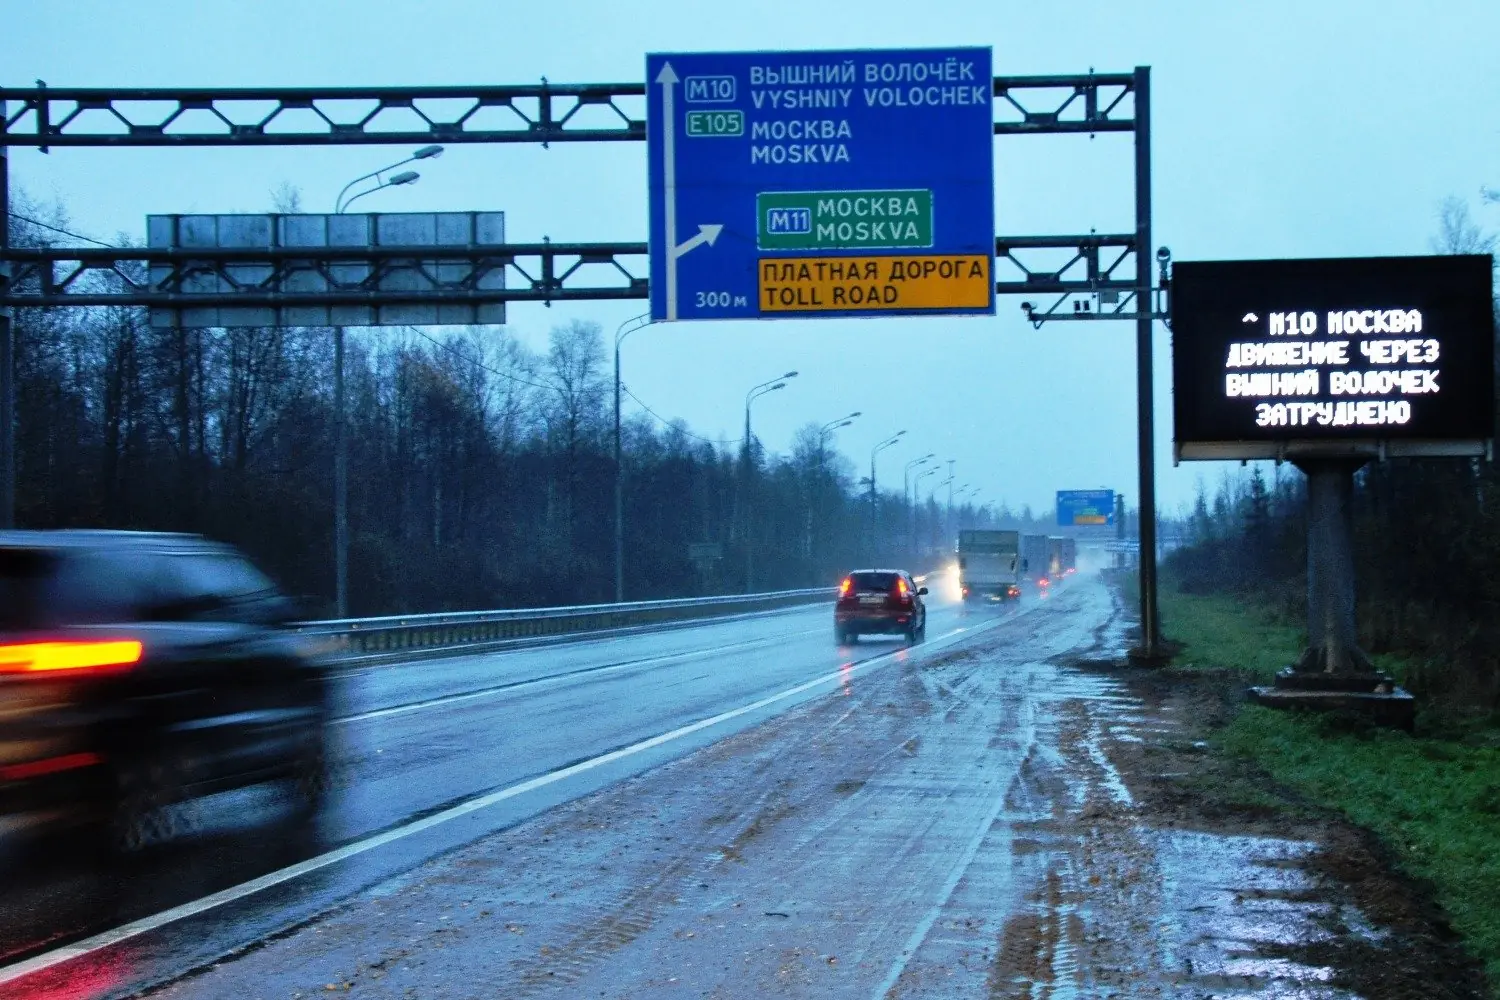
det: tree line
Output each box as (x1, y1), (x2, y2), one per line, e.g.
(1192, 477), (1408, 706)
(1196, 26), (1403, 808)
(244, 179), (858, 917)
(6, 197), (1038, 616)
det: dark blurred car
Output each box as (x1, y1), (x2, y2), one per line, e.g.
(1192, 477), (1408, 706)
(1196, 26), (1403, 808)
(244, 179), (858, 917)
(834, 568), (928, 646)
(0, 530), (331, 854)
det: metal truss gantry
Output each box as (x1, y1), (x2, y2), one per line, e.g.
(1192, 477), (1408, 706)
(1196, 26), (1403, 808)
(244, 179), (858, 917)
(0, 69), (1165, 656)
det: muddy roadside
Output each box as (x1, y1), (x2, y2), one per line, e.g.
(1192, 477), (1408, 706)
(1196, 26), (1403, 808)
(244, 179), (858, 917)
(1064, 585), (1492, 1000)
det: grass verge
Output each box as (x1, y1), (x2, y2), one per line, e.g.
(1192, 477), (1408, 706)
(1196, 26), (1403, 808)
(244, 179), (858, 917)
(1161, 584), (1500, 994)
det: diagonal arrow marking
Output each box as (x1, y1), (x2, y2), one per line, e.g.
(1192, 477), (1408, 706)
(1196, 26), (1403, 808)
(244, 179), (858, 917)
(672, 223), (723, 260)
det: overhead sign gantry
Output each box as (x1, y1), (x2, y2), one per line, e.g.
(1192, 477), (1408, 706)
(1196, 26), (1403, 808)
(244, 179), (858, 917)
(646, 48), (995, 321)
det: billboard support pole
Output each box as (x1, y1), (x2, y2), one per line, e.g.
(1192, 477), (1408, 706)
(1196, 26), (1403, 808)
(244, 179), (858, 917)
(333, 326), (348, 619)
(1296, 459), (1372, 675)
(0, 98), (12, 530)
(1130, 66), (1163, 662)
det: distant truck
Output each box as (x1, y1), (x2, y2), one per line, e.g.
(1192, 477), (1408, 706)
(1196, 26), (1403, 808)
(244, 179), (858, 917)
(1046, 536), (1065, 579)
(1020, 534), (1050, 583)
(957, 529), (1023, 602)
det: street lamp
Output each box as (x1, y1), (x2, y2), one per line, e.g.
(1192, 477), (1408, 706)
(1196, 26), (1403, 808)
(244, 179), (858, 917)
(931, 475), (954, 555)
(868, 430), (906, 560)
(807, 411), (858, 572)
(328, 149), (440, 618)
(334, 144), (442, 214)
(743, 370), (799, 591)
(912, 465), (938, 556)
(613, 312), (652, 603)
(904, 453), (935, 558)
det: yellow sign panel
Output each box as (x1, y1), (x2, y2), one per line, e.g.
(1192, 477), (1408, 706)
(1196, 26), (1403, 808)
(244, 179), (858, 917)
(758, 254), (991, 314)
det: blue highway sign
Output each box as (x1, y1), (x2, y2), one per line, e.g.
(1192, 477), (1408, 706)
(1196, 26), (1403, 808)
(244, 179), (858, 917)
(646, 48), (995, 322)
(1057, 489), (1115, 527)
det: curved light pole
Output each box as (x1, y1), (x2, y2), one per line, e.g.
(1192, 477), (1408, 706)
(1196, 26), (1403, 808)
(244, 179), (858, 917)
(903, 453), (935, 560)
(806, 411), (857, 574)
(743, 370), (798, 591)
(912, 465), (938, 556)
(329, 152), (435, 618)
(868, 430), (906, 561)
(613, 312), (652, 602)
(334, 144), (442, 214)
(933, 475), (954, 554)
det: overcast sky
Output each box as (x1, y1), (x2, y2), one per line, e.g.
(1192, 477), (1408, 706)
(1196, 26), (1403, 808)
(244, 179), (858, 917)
(6, 0), (1497, 516)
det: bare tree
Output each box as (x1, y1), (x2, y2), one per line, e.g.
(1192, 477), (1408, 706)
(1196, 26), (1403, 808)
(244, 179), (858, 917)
(1431, 196), (1495, 255)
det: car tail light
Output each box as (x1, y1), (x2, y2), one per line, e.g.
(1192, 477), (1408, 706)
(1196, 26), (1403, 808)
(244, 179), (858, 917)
(0, 640), (143, 677)
(838, 577), (853, 599)
(895, 578), (912, 604)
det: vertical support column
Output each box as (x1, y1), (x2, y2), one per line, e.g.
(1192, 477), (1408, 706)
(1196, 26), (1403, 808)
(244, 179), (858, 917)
(333, 326), (349, 618)
(613, 341), (624, 603)
(0, 99), (13, 530)
(743, 406), (753, 593)
(1132, 65), (1161, 657)
(1115, 492), (1127, 568)
(1299, 459), (1369, 674)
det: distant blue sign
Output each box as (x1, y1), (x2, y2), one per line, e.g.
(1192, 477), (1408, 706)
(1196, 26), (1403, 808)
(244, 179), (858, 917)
(646, 48), (995, 322)
(1058, 490), (1115, 527)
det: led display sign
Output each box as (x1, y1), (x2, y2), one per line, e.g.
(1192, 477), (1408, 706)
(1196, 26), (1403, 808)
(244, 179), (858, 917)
(1171, 255), (1494, 460)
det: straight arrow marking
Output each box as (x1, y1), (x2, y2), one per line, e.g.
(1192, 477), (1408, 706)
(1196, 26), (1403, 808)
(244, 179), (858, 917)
(656, 62), (680, 321)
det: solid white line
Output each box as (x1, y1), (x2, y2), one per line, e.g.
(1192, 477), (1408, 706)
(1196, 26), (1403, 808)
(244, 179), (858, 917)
(869, 741), (1020, 999)
(0, 617), (1001, 987)
(335, 627), (825, 725)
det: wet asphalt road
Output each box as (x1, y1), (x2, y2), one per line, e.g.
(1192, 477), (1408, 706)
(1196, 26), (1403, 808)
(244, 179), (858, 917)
(0, 579), (1028, 999)
(120, 574), (1388, 1000)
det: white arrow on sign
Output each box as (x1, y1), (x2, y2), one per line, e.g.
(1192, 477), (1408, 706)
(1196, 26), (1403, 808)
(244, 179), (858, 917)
(672, 223), (723, 259)
(656, 62), (724, 320)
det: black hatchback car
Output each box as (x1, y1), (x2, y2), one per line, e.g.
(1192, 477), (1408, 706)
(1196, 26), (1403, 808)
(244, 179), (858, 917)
(0, 530), (331, 853)
(834, 568), (928, 645)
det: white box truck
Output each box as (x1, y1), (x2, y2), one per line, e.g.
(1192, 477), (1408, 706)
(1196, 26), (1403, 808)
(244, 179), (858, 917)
(958, 529), (1023, 602)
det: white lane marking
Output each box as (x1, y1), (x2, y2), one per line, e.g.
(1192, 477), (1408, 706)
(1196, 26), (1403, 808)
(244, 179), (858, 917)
(869, 709), (1030, 999)
(335, 627), (824, 725)
(0, 618), (1001, 987)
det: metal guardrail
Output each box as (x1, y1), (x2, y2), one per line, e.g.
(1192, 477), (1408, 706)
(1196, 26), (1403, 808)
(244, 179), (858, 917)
(292, 587), (836, 663)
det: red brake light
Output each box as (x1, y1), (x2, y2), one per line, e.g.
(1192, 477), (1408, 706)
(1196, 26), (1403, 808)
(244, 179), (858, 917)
(0, 640), (143, 677)
(839, 578), (853, 597)
(896, 577), (908, 596)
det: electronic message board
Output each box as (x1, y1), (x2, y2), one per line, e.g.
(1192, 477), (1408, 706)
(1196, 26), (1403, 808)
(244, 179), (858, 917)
(1172, 255), (1494, 460)
(646, 47), (995, 322)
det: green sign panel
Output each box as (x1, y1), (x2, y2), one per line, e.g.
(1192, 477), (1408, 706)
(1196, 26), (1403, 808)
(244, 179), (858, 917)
(685, 110), (744, 138)
(756, 189), (934, 251)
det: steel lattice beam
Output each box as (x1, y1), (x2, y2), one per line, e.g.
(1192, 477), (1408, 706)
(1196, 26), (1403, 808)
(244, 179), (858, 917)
(0, 242), (648, 306)
(0, 83), (646, 147)
(0, 75), (1133, 147)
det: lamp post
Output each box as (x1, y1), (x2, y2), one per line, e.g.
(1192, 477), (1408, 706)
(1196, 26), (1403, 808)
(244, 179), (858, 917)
(334, 144), (442, 214)
(330, 149), (436, 618)
(743, 370), (798, 591)
(933, 475), (953, 554)
(613, 312), (651, 603)
(868, 430), (906, 561)
(912, 465), (937, 556)
(903, 453), (935, 560)
(809, 412), (858, 574)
